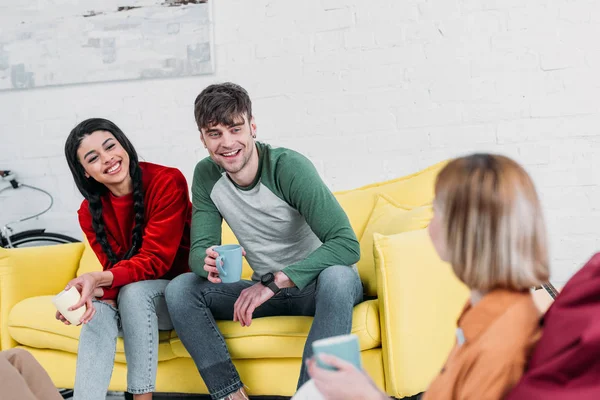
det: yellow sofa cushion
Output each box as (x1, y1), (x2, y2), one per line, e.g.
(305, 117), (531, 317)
(8, 296), (379, 361)
(357, 195), (433, 296)
(0, 243), (84, 350)
(170, 299), (381, 359)
(76, 235), (102, 276)
(8, 296), (177, 362)
(374, 229), (469, 398)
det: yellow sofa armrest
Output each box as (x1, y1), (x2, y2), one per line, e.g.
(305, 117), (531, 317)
(374, 230), (469, 398)
(0, 243), (84, 349)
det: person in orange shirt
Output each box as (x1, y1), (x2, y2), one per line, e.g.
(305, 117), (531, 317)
(307, 153), (550, 400)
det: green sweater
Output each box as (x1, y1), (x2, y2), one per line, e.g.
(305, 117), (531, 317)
(190, 142), (360, 290)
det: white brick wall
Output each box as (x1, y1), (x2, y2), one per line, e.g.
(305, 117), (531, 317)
(2, 0), (600, 286)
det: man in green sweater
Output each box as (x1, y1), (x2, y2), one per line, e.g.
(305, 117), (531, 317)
(165, 82), (362, 400)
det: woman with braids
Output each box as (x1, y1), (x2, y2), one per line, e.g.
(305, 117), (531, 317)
(57, 118), (192, 400)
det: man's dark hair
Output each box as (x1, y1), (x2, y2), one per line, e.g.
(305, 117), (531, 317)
(194, 82), (253, 131)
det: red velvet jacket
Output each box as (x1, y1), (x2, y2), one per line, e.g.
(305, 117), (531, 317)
(78, 162), (192, 300)
(507, 252), (600, 399)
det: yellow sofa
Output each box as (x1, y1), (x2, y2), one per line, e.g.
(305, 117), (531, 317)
(0, 160), (469, 398)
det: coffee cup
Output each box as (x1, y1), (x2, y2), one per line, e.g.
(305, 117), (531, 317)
(312, 333), (362, 371)
(214, 244), (243, 283)
(52, 286), (86, 325)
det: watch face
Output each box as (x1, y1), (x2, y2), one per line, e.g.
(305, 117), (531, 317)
(261, 272), (273, 284)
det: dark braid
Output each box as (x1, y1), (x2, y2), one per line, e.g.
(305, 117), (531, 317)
(88, 193), (120, 265)
(65, 118), (145, 266)
(122, 163), (144, 260)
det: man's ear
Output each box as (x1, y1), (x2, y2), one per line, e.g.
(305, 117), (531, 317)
(250, 116), (257, 138)
(199, 130), (206, 148)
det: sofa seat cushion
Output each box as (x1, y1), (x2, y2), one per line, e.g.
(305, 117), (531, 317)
(170, 299), (381, 359)
(8, 296), (178, 362)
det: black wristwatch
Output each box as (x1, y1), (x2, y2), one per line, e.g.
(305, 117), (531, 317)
(260, 272), (281, 294)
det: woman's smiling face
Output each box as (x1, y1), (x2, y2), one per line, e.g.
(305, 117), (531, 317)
(76, 130), (131, 195)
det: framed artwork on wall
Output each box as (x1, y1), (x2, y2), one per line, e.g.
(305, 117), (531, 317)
(0, 0), (214, 91)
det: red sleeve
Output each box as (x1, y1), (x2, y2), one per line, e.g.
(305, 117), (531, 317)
(107, 170), (190, 289)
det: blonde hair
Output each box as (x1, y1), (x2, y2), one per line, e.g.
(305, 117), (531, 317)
(434, 154), (549, 291)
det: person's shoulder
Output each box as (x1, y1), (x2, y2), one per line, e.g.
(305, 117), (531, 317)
(192, 156), (225, 188)
(77, 199), (90, 216)
(480, 295), (541, 354)
(141, 162), (188, 190)
(267, 144), (313, 171)
(194, 156), (221, 173)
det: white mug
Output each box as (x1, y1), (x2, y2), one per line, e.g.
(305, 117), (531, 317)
(52, 286), (86, 325)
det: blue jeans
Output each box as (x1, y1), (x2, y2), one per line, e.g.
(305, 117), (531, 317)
(165, 265), (363, 400)
(73, 280), (173, 400)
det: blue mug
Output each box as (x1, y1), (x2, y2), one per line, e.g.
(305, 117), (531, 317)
(312, 334), (362, 371)
(214, 244), (243, 283)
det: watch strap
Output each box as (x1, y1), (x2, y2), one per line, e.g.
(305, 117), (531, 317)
(267, 281), (280, 294)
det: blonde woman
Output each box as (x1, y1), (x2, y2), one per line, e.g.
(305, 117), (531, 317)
(307, 153), (550, 400)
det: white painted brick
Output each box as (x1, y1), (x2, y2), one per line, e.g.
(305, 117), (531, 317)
(418, 0), (461, 20)
(558, 2), (594, 23)
(304, 91), (365, 116)
(497, 115), (600, 144)
(305, 44), (425, 72)
(552, 237), (600, 270)
(334, 111), (396, 134)
(470, 51), (540, 78)
(530, 92), (600, 118)
(324, 156), (387, 191)
(539, 186), (597, 215)
(363, 85), (431, 109)
(469, 0), (539, 12)
(540, 43), (586, 71)
(297, 8), (354, 33)
(507, 5), (559, 31)
(530, 164), (600, 188)
(382, 153), (430, 181)
(428, 124), (497, 149)
(321, 0), (354, 10)
(343, 30), (376, 50)
(255, 36), (312, 59)
(0, 144), (22, 162)
(493, 70), (564, 100)
(404, 21), (444, 44)
(462, 100), (528, 124)
(263, 0), (314, 20)
(355, 2), (419, 25)
(314, 31), (345, 53)
(394, 104), (463, 129)
(373, 128), (431, 154)
(429, 76), (495, 104)
(372, 24), (405, 48)
(340, 65), (405, 91)
(556, 67), (600, 91)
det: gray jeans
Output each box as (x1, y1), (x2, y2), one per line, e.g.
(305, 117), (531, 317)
(73, 280), (173, 400)
(165, 265), (363, 400)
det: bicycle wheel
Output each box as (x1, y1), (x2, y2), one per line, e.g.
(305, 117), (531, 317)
(8, 230), (80, 248)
